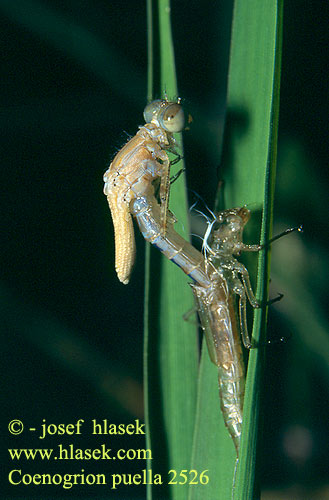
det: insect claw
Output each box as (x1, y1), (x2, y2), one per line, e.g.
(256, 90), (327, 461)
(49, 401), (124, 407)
(265, 292), (284, 306)
(170, 168), (185, 184)
(264, 225), (303, 246)
(169, 154), (184, 166)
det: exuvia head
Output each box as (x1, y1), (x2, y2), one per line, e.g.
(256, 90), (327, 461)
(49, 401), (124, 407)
(206, 207), (251, 255)
(214, 207), (250, 234)
(143, 98), (185, 132)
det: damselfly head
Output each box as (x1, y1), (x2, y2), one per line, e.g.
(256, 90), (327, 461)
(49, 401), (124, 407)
(143, 99), (185, 133)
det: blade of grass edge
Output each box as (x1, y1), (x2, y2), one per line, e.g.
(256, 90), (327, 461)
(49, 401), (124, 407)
(145, 1), (199, 499)
(144, 5), (153, 499)
(144, 2), (153, 498)
(189, 1), (283, 499)
(236, 1), (283, 498)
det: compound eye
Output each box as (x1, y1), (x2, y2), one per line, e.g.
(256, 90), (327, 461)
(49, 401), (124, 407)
(160, 103), (185, 132)
(143, 100), (163, 123)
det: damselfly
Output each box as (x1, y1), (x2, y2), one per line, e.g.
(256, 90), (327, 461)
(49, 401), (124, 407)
(103, 98), (185, 284)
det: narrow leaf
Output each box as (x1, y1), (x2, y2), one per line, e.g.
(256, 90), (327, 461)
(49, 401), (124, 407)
(190, 1), (283, 499)
(145, 1), (199, 499)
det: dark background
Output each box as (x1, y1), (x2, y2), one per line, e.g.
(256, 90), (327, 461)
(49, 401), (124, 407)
(1, 1), (328, 498)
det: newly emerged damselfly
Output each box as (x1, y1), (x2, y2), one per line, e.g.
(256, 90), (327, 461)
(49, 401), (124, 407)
(104, 98), (185, 283)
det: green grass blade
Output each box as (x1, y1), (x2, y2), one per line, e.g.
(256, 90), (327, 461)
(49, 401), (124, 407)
(190, 1), (283, 499)
(235, 2), (283, 497)
(145, 1), (199, 499)
(188, 347), (238, 500)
